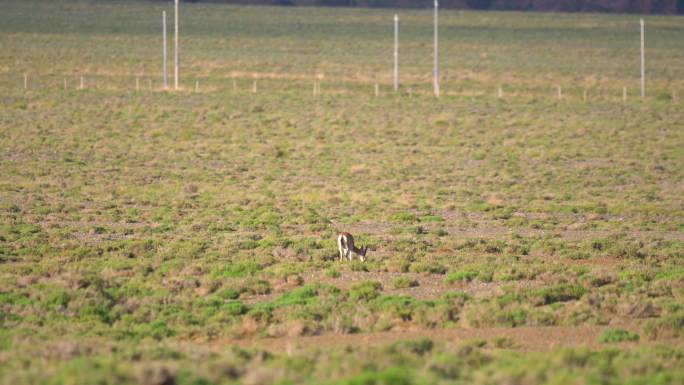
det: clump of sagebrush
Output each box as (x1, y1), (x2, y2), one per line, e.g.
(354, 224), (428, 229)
(598, 329), (639, 343)
(444, 269), (478, 284)
(532, 284), (587, 306)
(349, 281), (383, 301)
(392, 276), (419, 289)
(643, 312), (684, 339)
(325, 268), (341, 278)
(410, 262), (448, 275)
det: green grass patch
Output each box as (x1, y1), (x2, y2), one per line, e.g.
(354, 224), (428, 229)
(598, 329), (639, 343)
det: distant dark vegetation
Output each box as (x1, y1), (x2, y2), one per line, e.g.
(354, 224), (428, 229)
(166, 0), (683, 14)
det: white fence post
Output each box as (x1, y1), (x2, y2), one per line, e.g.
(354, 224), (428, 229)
(174, 0), (179, 90)
(640, 18), (645, 99)
(24, 74), (28, 90)
(433, 0), (440, 97)
(163, 10), (168, 90)
(394, 14), (399, 92)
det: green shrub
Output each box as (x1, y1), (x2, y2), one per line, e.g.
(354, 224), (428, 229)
(445, 270), (478, 284)
(492, 336), (516, 348)
(420, 215), (444, 222)
(495, 308), (528, 327)
(428, 353), (462, 379)
(373, 295), (419, 321)
(212, 261), (261, 278)
(168, 239), (208, 259)
(390, 212), (419, 223)
(477, 270), (494, 282)
(349, 261), (368, 272)
(392, 338), (434, 355)
(598, 329), (639, 343)
(224, 301), (248, 316)
(42, 290), (71, 310)
(274, 284), (320, 307)
(136, 320), (174, 340)
(392, 276), (419, 289)
(435, 228), (449, 237)
(341, 367), (413, 385)
(410, 263), (447, 275)
(240, 279), (271, 295)
(410, 226), (427, 235)
(534, 284), (586, 306)
(385, 258), (411, 273)
(109, 239), (157, 258)
(214, 288), (240, 300)
(52, 357), (132, 385)
(644, 313), (684, 339)
(349, 281), (383, 301)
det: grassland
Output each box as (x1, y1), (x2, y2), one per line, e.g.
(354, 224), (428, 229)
(1, 1), (684, 384)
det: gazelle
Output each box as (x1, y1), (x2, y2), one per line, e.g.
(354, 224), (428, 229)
(337, 232), (368, 262)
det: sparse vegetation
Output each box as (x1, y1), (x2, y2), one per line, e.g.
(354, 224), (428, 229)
(1, 1), (683, 384)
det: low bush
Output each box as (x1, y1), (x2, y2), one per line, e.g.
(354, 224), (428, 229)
(598, 328), (639, 343)
(349, 281), (383, 302)
(325, 268), (341, 278)
(445, 269), (478, 284)
(392, 276), (419, 289)
(533, 284), (586, 306)
(410, 263), (447, 275)
(643, 312), (684, 339)
(341, 367), (414, 385)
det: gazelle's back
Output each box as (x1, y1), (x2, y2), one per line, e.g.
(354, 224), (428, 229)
(338, 232), (354, 246)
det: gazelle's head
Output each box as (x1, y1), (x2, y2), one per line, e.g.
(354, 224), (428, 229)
(359, 246), (368, 261)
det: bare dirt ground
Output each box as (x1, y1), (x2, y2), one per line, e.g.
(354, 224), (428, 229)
(220, 323), (684, 353)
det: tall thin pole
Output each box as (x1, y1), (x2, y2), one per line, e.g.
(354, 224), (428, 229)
(433, 0), (440, 98)
(163, 11), (168, 90)
(394, 14), (399, 92)
(174, 0), (179, 91)
(640, 18), (645, 98)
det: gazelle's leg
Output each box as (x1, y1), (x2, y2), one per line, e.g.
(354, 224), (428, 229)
(347, 249), (352, 261)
